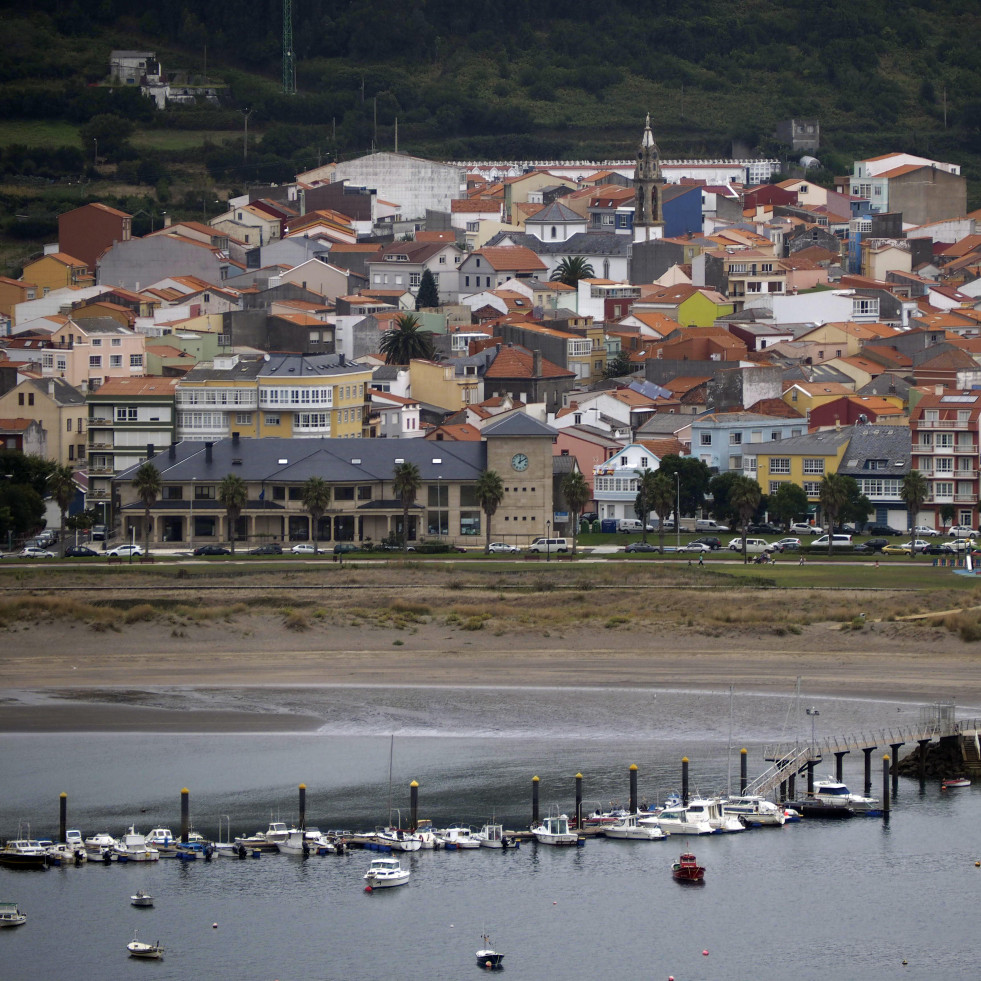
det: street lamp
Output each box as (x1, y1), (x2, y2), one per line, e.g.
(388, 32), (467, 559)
(546, 519), (551, 562)
(806, 707), (820, 754)
(675, 471), (681, 549)
(189, 478), (196, 552)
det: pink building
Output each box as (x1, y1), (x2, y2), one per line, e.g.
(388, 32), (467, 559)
(45, 317), (147, 392)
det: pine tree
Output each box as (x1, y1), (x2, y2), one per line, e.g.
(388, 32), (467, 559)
(415, 269), (440, 310)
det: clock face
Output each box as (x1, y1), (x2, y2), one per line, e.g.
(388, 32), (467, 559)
(511, 453), (529, 472)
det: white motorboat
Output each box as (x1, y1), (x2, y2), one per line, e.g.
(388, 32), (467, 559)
(45, 841), (86, 865)
(476, 823), (517, 849)
(413, 819), (442, 850)
(604, 814), (667, 840)
(654, 804), (716, 836)
(130, 889), (154, 908)
(278, 829), (336, 856)
(685, 796), (746, 833)
(723, 795), (787, 827)
(531, 811), (580, 846)
(127, 939), (164, 959)
(113, 827), (160, 863)
(375, 828), (423, 852)
(0, 838), (49, 869)
(145, 828), (178, 857)
(438, 826), (481, 849)
(83, 832), (117, 857)
(0, 903), (27, 927)
(263, 821), (290, 845)
(65, 829), (84, 849)
(476, 932), (505, 969)
(363, 856), (410, 889)
(812, 778), (882, 814)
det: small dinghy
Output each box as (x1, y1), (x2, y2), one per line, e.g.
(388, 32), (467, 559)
(130, 889), (154, 908)
(127, 938), (164, 959)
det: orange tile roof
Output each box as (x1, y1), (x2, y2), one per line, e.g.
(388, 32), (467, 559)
(471, 246), (546, 272)
(87, 376), (180, 396)
(484, 345), (574, 380)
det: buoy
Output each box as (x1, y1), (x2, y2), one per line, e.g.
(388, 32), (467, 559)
(212, 923), (218, 929)
(703, 949), (709, 956)
(902, 959), (908, 966)
(553, 901), (557, 905)
(364, 885), (372, 893)
(975, 861), (980, 867)
(484, 961), (492, 969)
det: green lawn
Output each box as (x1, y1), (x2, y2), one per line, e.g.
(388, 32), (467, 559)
(0, 120), (80, 148)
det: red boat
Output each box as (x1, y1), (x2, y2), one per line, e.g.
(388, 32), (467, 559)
(671, 851), (705, 882)
(942, 777), (971, 790)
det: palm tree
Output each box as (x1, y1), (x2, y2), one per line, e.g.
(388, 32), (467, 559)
(561, 470), (590, 555)
(475, 469), (505, 554)
(393, 461), (421, 553)
(47, 464), (75, 555)
(634, 468), (658, 544)
(553, 256), (596, 286)
(379, 313), (436, 365)
(301, 476), (332, 553)
(900, 470), (929, 558)
(730, 475), (762, 563)
(218, 474), (248, 554)
(132, 462), (162, 555)
(648, 471), (676, 554)
(818, 472), (850, 555)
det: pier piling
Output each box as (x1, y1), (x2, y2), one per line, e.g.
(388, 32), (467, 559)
(889, 742), (903, 794)
(740, 749), (748, 794)
(531, 776), (539, 827)
(788, 773), (796, 800)
(917, 738), (931, 783)
(180, 788), (189, 844)
(681, 758), (689, 807)
(59, 792), (67, 844)
(575, 773), (583, 831)
(806, 760), (815, 795)
(863, 746), (875, 797)
(410, 780), (418, 831)
(834, 750), (849, 781)
(298, 784), (306, 831)
(882, 754), (891, 819)
(629, 764), (638, 815)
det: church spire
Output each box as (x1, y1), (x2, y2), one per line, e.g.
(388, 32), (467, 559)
(634, 113), (664, 242)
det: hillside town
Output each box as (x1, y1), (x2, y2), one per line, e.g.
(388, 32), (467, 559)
(2, 114), (980, 552)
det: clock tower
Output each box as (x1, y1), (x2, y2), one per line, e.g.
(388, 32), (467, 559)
(634, 112), (665, 244)
(482, 414), (558, 544)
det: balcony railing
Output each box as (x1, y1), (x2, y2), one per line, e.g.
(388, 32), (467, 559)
(87, 491), (110, 501)
(916, 420), (964, 430)
(87, 466), (115, 476)
(88, 416), (112, 426)
(88, 441), (113, 450)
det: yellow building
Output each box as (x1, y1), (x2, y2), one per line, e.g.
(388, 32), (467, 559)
(752, 428), (853, 513)
(782, 381), (856, 418)
(409, 359), (480, 411)
(175, 353), (372, 441)
(794, 321), (896, 359)
(0, 377), (87, 466)
(22, 252), (94, 293)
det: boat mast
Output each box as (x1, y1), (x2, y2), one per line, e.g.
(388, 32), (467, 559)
(387, 733), (395, 827)
(725, 684), (734, 796)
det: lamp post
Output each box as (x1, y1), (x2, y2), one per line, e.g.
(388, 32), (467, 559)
(546, 519), (551, 562)
(806, 707), (820, 755)
(675, 471), (681, 549)
(189, 478), (196, 552)
(93, 138), (98, 168)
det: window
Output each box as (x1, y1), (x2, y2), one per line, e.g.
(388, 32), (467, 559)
(264, 414), (280, 426)
(235, 413), (252, 425)
(110, 355), (122, 368)
(803, 481), (821, 496)
(91, 338), (102, 347)
(802, 458), (825, 475)
(162, 486), (184, 501)
(771, 458), (791, 474)
(89, 356), (102, 368)
(334, 487), (355, 501)
(111, 338), (121, 347)
(194, 484), (216, 500)
(729, 432), (742, 445)
(934, 481), (953, 498)
(410, 273), (421, 287)
(67, 418), (73, 432)
(357, 486), (372, 501)
(769, 481), (784, 495)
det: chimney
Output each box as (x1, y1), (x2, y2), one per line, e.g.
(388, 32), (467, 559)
(232, 431), (240, 445)
(205, 441), (213, 463)
(146, 443), (155, 459)
(168, 442), (177, 460)
(48, 379), (55, 396)
(533, 349), (543, 378)
(935, 384), (944, 396)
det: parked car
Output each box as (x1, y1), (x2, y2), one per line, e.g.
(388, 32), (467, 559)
(332, 543), (360, 555)
(527, 537), (569, 553)
(694, 518), (729, 533)
(580, 512), (598, 523)
(64, 545), (99, 557)
(683, 542), (714, 552)
(689, 536), (722, 550)
(624, 541), (660, 553)
(727, 537), (769, 554)
(617, 518), (654, 533)
(809, 534), (854, 550)
(248, 543), (283, 555)
(747, 523), (782, 535)
(854, 538), (890, 554)
(948, 526), (978, 538)
(105, 544), (144, 557)
(91, 524), (107, 541)
(18, 546), (55, 558)
(866, 524), (903, 536)
(922, 543), (955, 555)
(883, 540), (930, 555)
(766, 537), (801, 552)
(194, 544), (230, 556)
(291, 543), (318, 554)
(947, 538), (974, 552)
(912, 525), (938, 538)
(487, 542), (520, 554)
(789, 522), (823, 535)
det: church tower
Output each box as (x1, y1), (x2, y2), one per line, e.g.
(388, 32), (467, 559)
(633, 113), (665, 243)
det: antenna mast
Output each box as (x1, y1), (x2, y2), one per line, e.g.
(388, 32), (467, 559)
(283, 0), (297, 95)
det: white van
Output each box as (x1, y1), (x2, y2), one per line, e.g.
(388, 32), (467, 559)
(527, 537), (569, 553)
(727, 537), (769, 553)
(617, 518), (654, 533)
(695, 518), (730, 533)
(810, 534), (853, 549)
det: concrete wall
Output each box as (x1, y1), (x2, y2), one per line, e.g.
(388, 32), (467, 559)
(98, 236), (224, 289)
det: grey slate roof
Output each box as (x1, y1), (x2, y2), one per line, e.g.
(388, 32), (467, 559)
(483, 413), (557, 438)
(752, 427), (853, 456)
(260, 353), (364, 378)
(182, 357), (265, 382)
(486, 230), (633, 258)
(527, 202), (583, 224)
(836, 425), (911, 477)
(27, 377), (86, 405)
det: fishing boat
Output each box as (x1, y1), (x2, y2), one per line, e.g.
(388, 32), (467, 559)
(604, 814), (667, 840)
(476, 823), (517, 849)
(531, 809), (580, 847)
(363, 856), (410, 889)
(0, 838), (49, 870)
(44, 841), (86, 866)
(437, 825), (481, 849)
(671, 851), (705, 882)
(127, 939), (164, 959)
(83, 832), (117, 858)
(145, 828), (178, 858)
(175, 840), (213, 861)
(130, 890), (154, 908)
(374, 827), (423, 852)
(476, 932), (505, 969)
(942, 776), (971, 789)
(278, 828), (336, 856)
(0, 903), (27, 927)
(412, 819), (442, 850)
(113, 827), (160, 863)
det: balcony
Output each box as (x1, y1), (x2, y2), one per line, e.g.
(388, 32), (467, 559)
(88, 416), (113, 426)
(916, 420), (965, 430)
(89, 441), (113, 450)
(87, 491), (110, 501)
(87, 466), (115, 476)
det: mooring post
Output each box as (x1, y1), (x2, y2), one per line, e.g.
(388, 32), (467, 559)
(788, 772), (796, 800)
(779, 778), (787, 802)
(834, 750), (849, 781)
(917, 738), (931, 783)
(740, 748), (748, 794)
(180, 787), (190, 844)
(531, 776), (540, 827)
(889, 742), (904, 794)
(409, 780), (418, 831)
(575, 773), (583, 831)
(806, 759), (815, 795)
(882, 754), (891, 819)
(59, 792), (67, 844)
(629, 764), (638, 814)
(681, 757), (689, 807)
(863, 746), (875, 797)
(298, 784), (306, 831)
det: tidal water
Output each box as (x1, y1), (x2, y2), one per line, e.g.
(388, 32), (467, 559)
(2, 684), (980, 980)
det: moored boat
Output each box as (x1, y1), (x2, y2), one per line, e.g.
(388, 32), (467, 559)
(363, 856), (410, 889)
(0, 838), (49, 870)
(437, 825), (481, 849)
(278, 829), (336, 856)
(942, 776), (971, 789)
(145, 828), (178, 858)
(671, 851), (705, 882)
(127, 939), (164, 959)
(476, 823), (518, 849)
(0, 902), (27, 927)
(723, 795), (787, 827)
(374, 828), (423, 852)
(44, 841), (86, 866)
(113, 827), (160, 863)
(812, 778), (881, 815)
(476, 933), (505, 969)
(83, 832), (118, 858)
(531, 810), (581, 847)
(604, 814), (667, 840)
(130, 889), (154, 908)
(654, 804), (715, 836)
(685, 796), (745, 833)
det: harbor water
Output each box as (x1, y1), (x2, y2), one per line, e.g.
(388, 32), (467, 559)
(2, 684), (979, 980)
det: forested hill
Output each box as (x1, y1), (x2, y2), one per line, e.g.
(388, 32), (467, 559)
(0, 0), (979, 204)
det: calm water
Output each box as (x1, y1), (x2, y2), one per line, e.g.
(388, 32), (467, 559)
(2, 685), (980, 980)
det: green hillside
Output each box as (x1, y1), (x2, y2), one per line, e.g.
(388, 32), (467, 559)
(1, 0), (979, 274)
